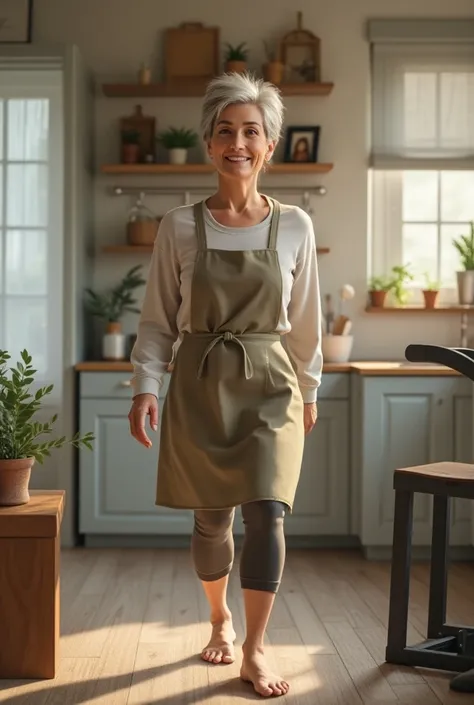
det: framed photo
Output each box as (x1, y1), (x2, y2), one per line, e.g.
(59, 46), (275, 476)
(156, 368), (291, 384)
(0, 0), (33, 44)
(284, 125), (320, 163)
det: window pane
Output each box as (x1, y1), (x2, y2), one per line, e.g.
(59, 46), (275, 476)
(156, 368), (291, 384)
(402, 224), (437, 284)
(402, 171), (437, 221)
(7, 164), (47, 226)
(6, 230), (47, 295)
(5, 297), (47, 376)
(7, 99), (49, 161)
(441, 172), (474, 222)
(442, 223), (473, 286)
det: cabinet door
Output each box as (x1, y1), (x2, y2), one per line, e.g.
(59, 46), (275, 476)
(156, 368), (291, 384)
(360, 377), (455, 547)
(79, 398), (193, 535)
(233, 399), (349, 536)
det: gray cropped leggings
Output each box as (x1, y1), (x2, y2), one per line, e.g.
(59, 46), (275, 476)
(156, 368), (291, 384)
(191, 500), (287, 593)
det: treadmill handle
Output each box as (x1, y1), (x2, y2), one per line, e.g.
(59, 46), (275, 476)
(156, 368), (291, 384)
(405, 344), (474, 382)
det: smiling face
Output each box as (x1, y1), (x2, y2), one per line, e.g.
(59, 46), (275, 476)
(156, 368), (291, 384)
(207, 103), (276, 178)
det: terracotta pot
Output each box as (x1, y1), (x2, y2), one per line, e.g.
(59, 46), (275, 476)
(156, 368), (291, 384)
(0, 457), (35, 506)
(263, 61), (284, 84)
(122, 143), (140, 164)
(226, 60), (247, 73)
(422, 290), (439, 309)
(369, 290), (388, 307)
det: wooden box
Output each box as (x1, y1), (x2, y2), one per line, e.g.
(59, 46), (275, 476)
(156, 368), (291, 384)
(164, 22), (220, 84)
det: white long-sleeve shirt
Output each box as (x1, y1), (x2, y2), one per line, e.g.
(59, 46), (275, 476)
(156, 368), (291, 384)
(131, 200), (323, 403)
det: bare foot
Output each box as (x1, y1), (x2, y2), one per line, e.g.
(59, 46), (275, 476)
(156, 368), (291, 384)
(240, 645), (289, 697)
(201, 616), (236, 665)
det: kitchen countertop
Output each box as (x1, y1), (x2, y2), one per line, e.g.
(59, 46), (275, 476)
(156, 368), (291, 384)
(74, 360), (462, 376)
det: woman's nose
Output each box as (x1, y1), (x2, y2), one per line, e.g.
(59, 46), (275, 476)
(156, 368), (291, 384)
(230, 133), (245, 149)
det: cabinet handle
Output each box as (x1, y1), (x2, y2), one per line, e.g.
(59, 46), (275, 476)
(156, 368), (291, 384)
(120, 379), (132, 388)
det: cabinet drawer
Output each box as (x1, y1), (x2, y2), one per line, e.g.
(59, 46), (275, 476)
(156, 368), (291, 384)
(80, 372), (170, 399)
(318, 373), (349, 399)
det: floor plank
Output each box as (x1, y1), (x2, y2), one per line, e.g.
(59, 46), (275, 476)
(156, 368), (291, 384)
(3, 548), (474, 704)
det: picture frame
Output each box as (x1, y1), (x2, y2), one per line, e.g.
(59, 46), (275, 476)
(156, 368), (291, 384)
(0, 0), (33, 44)
(283, 125), (320, 163)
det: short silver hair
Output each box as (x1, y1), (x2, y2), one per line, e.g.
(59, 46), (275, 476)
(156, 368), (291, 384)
(201, 72), (284, 144)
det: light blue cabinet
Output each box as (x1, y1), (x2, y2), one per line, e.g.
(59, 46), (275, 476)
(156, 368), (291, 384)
(78, 370), (350, 543)
(351, 374), (473, 557)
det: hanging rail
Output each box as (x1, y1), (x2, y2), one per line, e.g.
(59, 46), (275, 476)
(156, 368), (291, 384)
(111, 185), (326, 214)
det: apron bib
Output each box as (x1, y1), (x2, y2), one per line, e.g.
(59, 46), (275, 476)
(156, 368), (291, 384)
(156, 199), (304, 512)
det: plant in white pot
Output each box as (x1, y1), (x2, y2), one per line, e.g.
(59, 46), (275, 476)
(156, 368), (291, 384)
(0, 349), (94, 506)
(453, 221), (474, 304)
(85, 265), (145, 360)
(157, 127), (198, 165)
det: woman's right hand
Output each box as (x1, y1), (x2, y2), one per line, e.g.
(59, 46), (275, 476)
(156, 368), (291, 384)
(128, 393), (159, 448)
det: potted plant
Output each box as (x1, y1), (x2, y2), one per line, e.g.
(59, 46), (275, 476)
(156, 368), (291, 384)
(422, 273), (440, 309)
(390, 264), (414, 307)
(121, 129), (140, 164)
(157, 127), (198, 165)
(453, 221), (474, 304)
(262, 40), (284, 84)
(84, 265), (146, 360)
(0, 349), (94, 506)
(368, 275), (393, 307)
(224, 42), (249, 73)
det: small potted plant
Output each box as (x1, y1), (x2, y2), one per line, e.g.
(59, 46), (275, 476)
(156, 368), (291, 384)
(390, 264), (414, 307)
(422, 273), (440, 309)
(262, 40), (284, 84)
(368, 275), (393, 307)
(453, 221), (474, 304)
(157, 127), (198, 165)
(0, 349), (94, 506)
(224, 42), (249, 73)
(121, 129), (140, 164)
(84, 265), (146, 360)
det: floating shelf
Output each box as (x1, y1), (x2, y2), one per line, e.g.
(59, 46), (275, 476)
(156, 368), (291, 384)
(100, 162), (334, 175)
(102, 244), (331, 255)
(102, 81), (334, 98)
(366, 305), (474, 314)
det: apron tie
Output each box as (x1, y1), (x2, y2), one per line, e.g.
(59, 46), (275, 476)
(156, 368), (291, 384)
(197, 332), (254, 380)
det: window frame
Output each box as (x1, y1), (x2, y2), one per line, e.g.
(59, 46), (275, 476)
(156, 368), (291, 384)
(0, 70), (63, 401)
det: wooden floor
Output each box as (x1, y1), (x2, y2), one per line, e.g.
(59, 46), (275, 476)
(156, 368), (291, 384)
(1, 548), (473, 704)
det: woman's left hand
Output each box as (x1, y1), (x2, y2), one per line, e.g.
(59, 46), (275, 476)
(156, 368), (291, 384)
(303, 402), (317, 435)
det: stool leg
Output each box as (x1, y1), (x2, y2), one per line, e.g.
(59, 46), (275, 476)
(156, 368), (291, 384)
(427, 494), (450, 639)
(386, 489), (414, 662)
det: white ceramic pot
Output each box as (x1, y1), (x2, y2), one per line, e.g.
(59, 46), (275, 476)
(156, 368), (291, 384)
(322, 334), (354, 363)
(102, 322), (126, 360)
(456, 271), (474, 304)
(169, 148), (188, 165)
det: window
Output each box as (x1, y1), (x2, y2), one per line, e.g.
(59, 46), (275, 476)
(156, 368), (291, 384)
(368, 20), (474, 300)
(0, 70), (63, 399)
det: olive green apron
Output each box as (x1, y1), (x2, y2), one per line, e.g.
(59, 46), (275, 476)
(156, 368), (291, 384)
(156, 198), (304, 512)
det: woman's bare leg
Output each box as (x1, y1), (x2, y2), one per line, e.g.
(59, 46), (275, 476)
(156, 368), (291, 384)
(240, 589), (289, 696)
(200, 574), (236, 664)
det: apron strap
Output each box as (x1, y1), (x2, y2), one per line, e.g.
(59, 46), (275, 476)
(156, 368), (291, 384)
(194, 201), (208, 250)
(268, 199), (280, 250)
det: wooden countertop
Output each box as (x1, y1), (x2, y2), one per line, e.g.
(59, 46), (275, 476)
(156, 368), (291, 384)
(74, 360), (461, 376)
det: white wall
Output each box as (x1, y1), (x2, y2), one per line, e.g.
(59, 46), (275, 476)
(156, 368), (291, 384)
(34, 0), (474, 362)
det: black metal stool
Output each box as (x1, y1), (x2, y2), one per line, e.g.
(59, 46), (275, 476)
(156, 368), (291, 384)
(385, 344), (474, 673)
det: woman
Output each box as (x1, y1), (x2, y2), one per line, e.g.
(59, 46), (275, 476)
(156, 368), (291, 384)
(129, 72), (323, 698)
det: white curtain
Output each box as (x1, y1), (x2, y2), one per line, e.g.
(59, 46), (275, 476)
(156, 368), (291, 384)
(369, 21), (474, 169)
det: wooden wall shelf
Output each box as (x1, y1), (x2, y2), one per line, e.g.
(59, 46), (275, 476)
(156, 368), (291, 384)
(100, 162), (334, 175)
(102, 82), (334, 98)
(366, 305), (474, 314)
(102, 244), (331, 255)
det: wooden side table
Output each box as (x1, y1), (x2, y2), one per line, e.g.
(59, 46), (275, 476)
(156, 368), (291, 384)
(0, 490), (65, 679)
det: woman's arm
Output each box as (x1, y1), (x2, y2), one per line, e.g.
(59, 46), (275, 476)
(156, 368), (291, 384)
(131, 214), (181, 398)
(286, 212), (323, 403)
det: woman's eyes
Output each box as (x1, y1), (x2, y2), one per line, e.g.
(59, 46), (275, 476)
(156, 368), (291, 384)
(218, 129), (258, 136)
